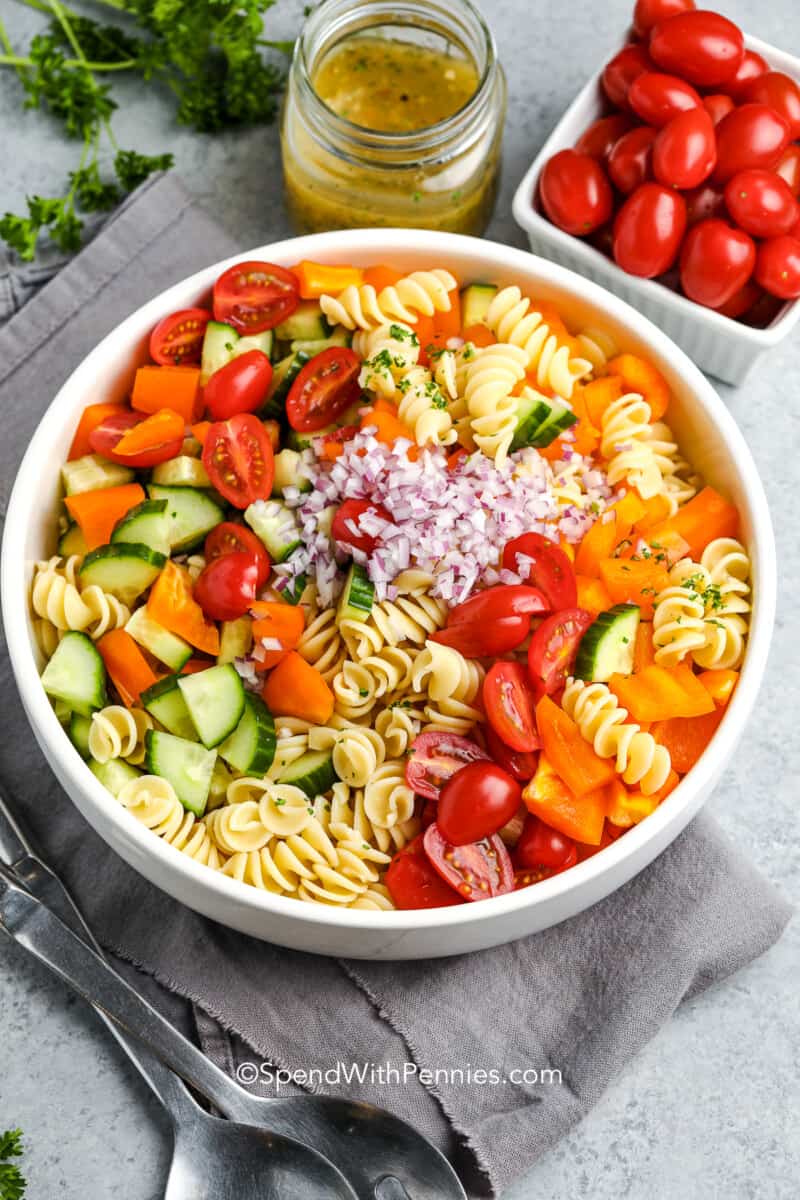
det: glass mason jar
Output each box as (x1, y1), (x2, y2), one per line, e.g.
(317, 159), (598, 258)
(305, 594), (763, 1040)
(280, 0), (506, 237)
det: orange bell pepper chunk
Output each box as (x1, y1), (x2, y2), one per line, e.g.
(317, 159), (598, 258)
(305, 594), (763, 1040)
(461, 322), (496, 348)
(180, 656), (215, 674)
(262, 651), (334, 725)
(112, 408), (185, 458)
(634, 492), (672, 531)
(697, 669), (738, 706)
(539, 387), (600, 461)
(432, 288), (462, 340)
(535, 696), (616, 798)
(131, 364), (202, 425)
(599, 558), (670, 618)
(575, 819), (625, 861)
(447, 447), (469, 472)
(414, 313), (437, 365)
(611, 489), (647, 527)
(97, 629), (158, 708)
(647, 486), (739, 560)
(147, 560), (219, 656)
(523, 753), (608, 845)
(575, 514), (620, 578)
(609, 663), (715, 723)
(363, 264), (403, 292)
(576, 575), (613, 616)
(607, 353), (670, 421)
(251, 601), (305, 654)
(360, 403), (418, 459)
(292, 261), (364, 299)
(191, 420), (211, 447)
(651, 708), (726, 774)
(605, 778), (661, 828)
(68, 402), (128, 461)
(633, 621), (657, 672)
(64, 482), (145, 551)
(582, 375), (623, 430)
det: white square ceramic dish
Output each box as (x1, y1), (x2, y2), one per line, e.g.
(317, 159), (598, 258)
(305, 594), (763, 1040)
(512, 34), (800, 385)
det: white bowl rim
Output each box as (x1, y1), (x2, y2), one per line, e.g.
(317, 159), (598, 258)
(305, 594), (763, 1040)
(1, 227), (776, 934)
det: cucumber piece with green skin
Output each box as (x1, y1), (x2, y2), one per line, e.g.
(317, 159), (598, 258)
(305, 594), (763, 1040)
(69, 712), (93, 759)
(278, 748), (337, 797)
(337, 562), (375, 624)
(62, 455), (135, 496)
(526, 398), (578, 449)
(178, 664), (245, 748)
(289, 327), (352, 356)
(111, 499), (171, 555)
(217, 617), (253, 665)
(151, 456), (211, 489)
(244, 499), (301, 563)
(53, 699), (72, 726)
(41, 631), (107, 716)
(261, 350), (310, 420)
(279, 572), (308, 605)
(510, 391), (554, 452)
(141, 675), (197, 741)
(79, 543), (166, 605)
(234, 330), (273, 360)
(58, 523), (88, 557)
(274, 299), (329, 343)
(272, 448), (312, 497)
(217, 693), (276, 774)
(125, 605), (192, 671)
(460, 283), (497, 328)
(144, 729), (216, 816)
(147, 484), (225, 553)
(574, 604), (641, 682)
(201, 320), (239, 384)
(89, 756), (140, 797)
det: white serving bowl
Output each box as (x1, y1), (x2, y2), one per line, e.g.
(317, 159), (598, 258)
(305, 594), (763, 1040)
(512, 34), (800, 385)
(1, 229), (775, 959)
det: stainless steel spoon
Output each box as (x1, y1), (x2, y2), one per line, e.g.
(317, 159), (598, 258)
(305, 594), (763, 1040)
(0, 799), (465, 1199)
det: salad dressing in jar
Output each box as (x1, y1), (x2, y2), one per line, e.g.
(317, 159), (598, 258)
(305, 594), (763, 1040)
(280, 0), (506, 236)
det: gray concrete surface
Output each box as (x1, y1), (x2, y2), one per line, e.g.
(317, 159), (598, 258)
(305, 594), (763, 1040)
(1, 0), (798, 1196)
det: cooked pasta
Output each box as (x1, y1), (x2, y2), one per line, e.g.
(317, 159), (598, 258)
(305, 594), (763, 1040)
(338, 592), (447, 659)
(693, 538), (751, 670)
(354, 322), (420, 396)
(485, 286), (592, 398)
(88, 705), (152, 765)
(464, 343), (527, 466)
(412, 640), (483, 704)
(562, 677), (672, 795)
(316, 780), (420, 856)
(575, 327), (618, 374)
(31, 557), (130, 639)
(599, 392), (663, 498)
(333, 660), (381, 719)
(374, 699), (425, 757)
(395, 366), (457, 447)
(647, 421), (698, 513)
(118, 776), (225, 868)
(320, 269), (457, 330)
(363, 760), (415, 830)
(652, 572), (708, 666)
(297, 605), (347, 682)
(309, 723), (386, 788)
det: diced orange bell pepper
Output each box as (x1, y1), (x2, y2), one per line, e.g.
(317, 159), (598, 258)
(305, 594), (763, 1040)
(634, 492), (672, 531)
(576, 574), (613, 616)
(191, 420), (211, 447)
(607, 353), (670, 421)
(648, 486), (739, 560)
(535, 696), (616, 797)
(112, 408), (185, 458)
(251, 601), (306, 669)
(599, 558), (670, 618)
(697, 669), (738, 706)
(97, 629), (158, 707)
(609, 663), (715, 723)
(131, 364), (202, 424)
(147, 560), (219, 656)
(604, 778), (661, 828)
(461, 322), (496, 347)
(522, 753), (608, 845)
(180, 656), (215, 674)
(68, 402), (128, 461)
(633, 621), (657, 672)
(575, 514), (620, 578)
(64, 482), (145, 551)
(651, 708), (726, 774)
(262, 651), (334, 725)
(575, 819), (625, 861)
(582, 375), (623, 430)
(360, 403), (418, 458)
(447, 447), (469, 472)
(292, 261), (364, 299)
(611, 489), (646, 527)
(432, 288), (462, 340)
(540, 386), (600, 461)
(414, 313), (436, 365)
(363, 265), (403, 292)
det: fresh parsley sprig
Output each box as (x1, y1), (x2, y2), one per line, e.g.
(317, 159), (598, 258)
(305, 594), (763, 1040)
(0, 1129), (26, 1200)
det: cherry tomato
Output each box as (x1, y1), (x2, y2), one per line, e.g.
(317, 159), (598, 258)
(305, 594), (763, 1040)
(575, 114), (634, 161)
(539, 150), (613, 237)
(775, 145), (800, 197)
(405, 732), (489, 801)
(330, 498), (392, 554)
(88, 410), (183, 468)
(514, 816), (578, 876)
(742, 71), (800, 141)
(713, 104), (790, 185)
(712, 280), (762, 319)
(601, 44), (654, 109)
(648, 11), (744, 88)
(205, 522), (271, 588)
(724, 169), (800, 239)
(447, 584), (550, 625)
(633, 0), (695, 38)
(202, 413), (274, 508)
(385, 836), (464, 909)
(432, 616), (531, 659)
(725, 48), (768, 100)
(501, 532), (577, 611)
(629, 72), (701, 127)
(213, 260), (299, 334)
(653, 106), (716, 189)
(754, 235), (800, 299)
(608, 126), (656, 194)
(286, 347), (361, 432)
(702, 93), (734, 127)
(437, 762), (522, 846)
(684, 182), (726, 226)
(483, 662), (539, 753)
(484, 725), (539, 783)
(527, 608), (594, 701)
(613, 182), (687, 277)
(679, 218), (756, 308)
(149, 308), (210, 366)
(194, 552), (259, 621)
(203, 350), (273, 421)
(423, 823), (514, 901)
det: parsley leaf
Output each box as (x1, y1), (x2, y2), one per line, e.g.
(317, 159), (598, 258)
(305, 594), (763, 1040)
(0, 1128), (26, 1200)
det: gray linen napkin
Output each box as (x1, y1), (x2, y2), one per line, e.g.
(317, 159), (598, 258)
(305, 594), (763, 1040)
(0, 174), (792, 1198)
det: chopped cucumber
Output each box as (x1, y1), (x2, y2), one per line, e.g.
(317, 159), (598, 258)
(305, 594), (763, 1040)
(244, 499), (301, 563)
(178, 664), (245, 748)
(337, 562), (374, 624)
(574, 604), (641, 683)
(141, 675), (197, 741)
(510, 389), (553, 452)
(262, 350), (310, 420)
(147, 484), (225, 553)
(53, 699), (72, 725)
(278, 748), (336, 798)
(279, 571), (308, 605)
(286, 427), (317, 452)
(151, 456), (211, 488)
(235, 330), (274, 360)
(111, 499), (171, 555)
(62, 454), (135, 496)
(526, 397), (578, 449)
(58, 523), (88, 557)
(144, 730), (216, 816)
(125, 606), (192, 671)
(201, 320), (239, 384)
(218, 693), (276, 775)
(274, 299), (328, 343)
(290, 328), (352, 355)
(272, 448), (312, 496)
(79, 543), (166, 605)
(69, 712), (93, 759)
(89, 756), (141, 797)
(460, 283), (497, 328)
(41, 632), (107, 716)
(217, 617), (253, 665)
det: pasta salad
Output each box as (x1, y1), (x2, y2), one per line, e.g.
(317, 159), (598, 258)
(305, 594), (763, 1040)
(33, 258), (751, 911)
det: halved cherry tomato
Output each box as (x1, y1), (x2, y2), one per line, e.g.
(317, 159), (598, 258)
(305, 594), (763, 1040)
(679, 219), (756, 308)
(213, 260), (299, 334)
(742, 71), (800, 141)
(205, 522), (271, 588)
(539, 150), (613, 237)
(725, 48), (768, 100)
(485, 725), (539, 783)
(702, 94), (734, 127)
(423, 823), (514, 901)
(602, 43), (654, 109)
(286, 347), (362, 432)
(575, 114), (634, 162)
(713, 104), (790, 185)
(608, 126), (656, 194)
(632, 0), (695, 39)
(432, 616), (530, 658)
(88, 409), (183, 468)
(514, 815), (578, 877)
(203, 350), (273, 420)
(385, 836), (464, 909)
(437, 762), (521, 846)
(754, 235), (800, 299)
(149, 308), (210, 366)
(447, 584), (549, 626)
(331, 498), (392, 554)
(613, 182), (687, 277)
(629, 72), (701, 127)
(724, 169), (800, 239)
(502, 532), (577, 610)
(202, 413), (274, 508)
(483, 662), (539, 753)
(405, 731), (488, 802)
(648, 11), (744, 88)
(527, 608), (594, 701)
(194, 552), (259, 621)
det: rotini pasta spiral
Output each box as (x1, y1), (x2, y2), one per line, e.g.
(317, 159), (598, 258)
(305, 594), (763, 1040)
(350, 884), (396, 910)
(562, 678), (672, 795)
(360, 645), (418, 697)
(206, 799), (273, 853)
(692, 538), (751, 670)
(647, 422), (698, 513)
(265, 718), (311, 780)
(600, 392), (663, 499)
(338, 592), (447, 659)
(333, 660), (381, 719)
(374, 699), (424, 757)
(575, 327), (618, 374)
(412, 640), (484, 704)
(31, 557), (130, 638)
(297, 606), (347, 682)
(315, 781), (420, 857)
(354, 322), (420, 397)
(652, 573), (708, 666)
(118, 775), (225, 868)
(485, 287), (592, 398)
(396, 366), (457, 447)
(88, 705), (152, 765)
(309, 723), (386, 788)
(363, 760), (415, 830)
(33, 617), (63, 660)
(464, 343), (527, 467)
(320, 269), (457, 330)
